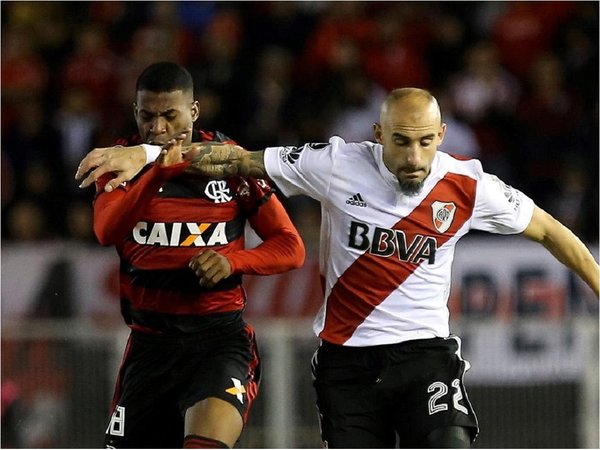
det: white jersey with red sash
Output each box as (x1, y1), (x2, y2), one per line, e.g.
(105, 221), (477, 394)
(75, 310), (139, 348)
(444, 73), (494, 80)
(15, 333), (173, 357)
(264, 136), (535, 346)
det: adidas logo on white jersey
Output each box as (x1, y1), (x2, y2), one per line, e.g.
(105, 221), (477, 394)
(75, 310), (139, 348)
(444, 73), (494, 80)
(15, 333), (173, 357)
(346, 193), (367, 207)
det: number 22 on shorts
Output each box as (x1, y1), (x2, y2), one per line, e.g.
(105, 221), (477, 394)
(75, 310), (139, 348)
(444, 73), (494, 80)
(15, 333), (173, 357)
(427, 379), (469, 415)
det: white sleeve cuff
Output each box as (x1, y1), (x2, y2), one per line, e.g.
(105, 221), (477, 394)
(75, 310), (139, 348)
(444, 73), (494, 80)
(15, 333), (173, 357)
(141, 144), (162, 165)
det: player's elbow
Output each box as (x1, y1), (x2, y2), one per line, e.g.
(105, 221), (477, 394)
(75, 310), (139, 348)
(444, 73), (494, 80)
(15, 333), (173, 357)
(94, 225), (118, 246)
(286, 232), (306, 270)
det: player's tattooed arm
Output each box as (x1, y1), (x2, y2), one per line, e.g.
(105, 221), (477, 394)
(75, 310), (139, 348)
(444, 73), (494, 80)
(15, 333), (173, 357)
(75, 137), (266, 191)
(185, 143), (267, 179)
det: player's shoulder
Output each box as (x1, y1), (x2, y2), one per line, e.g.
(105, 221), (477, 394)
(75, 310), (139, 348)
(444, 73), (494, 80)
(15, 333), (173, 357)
(195, 129), (237, 144)
(328, 135), (379, 160)
(436, 151), (485, 179)
(328, 135), (375, 149)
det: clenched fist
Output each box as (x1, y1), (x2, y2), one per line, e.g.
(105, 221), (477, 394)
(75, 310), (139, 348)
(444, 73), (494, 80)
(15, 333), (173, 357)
(189, 249), (232, 287)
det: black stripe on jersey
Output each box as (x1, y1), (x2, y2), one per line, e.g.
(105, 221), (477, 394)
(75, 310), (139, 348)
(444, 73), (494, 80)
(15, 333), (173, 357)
(122, 301), (244, 335)
(156, 176), (272, 214)
(121, 260), (242, 293)
(243, 191), (272, 217)
(157, 176), (233, 201)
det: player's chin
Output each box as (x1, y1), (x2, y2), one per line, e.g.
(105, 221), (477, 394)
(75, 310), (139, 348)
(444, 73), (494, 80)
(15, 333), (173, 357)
(398, 178), (425, 196)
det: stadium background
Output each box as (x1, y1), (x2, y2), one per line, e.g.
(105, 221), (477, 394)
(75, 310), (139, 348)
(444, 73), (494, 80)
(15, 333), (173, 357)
(1, 1), (598, 448)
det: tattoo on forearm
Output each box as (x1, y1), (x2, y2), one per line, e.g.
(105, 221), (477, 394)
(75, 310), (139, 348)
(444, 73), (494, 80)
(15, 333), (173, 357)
(247, 151), (267, 177)
(185, 142), (217, 172)
(184, 143), (267, 178)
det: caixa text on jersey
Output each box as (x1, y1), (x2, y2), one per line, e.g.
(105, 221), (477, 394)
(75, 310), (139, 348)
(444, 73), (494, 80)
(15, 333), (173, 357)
(132, 221), (238, 247)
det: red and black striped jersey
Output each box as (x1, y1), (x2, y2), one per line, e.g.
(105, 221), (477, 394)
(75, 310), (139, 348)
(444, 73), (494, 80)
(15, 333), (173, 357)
(94, 130), (305, 334)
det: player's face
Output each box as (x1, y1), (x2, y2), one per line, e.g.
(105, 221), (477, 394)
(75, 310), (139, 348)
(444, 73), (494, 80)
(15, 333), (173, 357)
(374, 100), (446, 196)
(134, 90), (199, 146)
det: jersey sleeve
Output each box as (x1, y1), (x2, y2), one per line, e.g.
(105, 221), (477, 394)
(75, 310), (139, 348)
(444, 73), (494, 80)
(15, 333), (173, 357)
(230, 177), (273, 215)
(226, 193), (305, 275)
(471, 173), (535, 234)
(93, 161), (189, 245)
(263, 138), (338, 201)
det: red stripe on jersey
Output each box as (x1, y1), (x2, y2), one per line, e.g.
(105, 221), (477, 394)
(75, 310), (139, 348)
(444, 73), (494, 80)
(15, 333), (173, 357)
(199, 130), (215, 141)
(321, 172), (477, 344)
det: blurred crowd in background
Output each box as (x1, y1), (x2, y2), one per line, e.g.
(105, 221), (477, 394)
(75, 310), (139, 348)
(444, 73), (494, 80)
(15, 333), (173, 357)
(2, 1), (598, 245)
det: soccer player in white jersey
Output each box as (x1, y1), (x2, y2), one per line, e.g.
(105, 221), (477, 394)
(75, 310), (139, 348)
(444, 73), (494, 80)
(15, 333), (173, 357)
(76, 88), (599, 448)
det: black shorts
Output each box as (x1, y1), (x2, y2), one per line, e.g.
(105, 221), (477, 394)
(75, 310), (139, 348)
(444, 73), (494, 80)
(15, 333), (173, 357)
(311, 336), (479, 448)
(104, 320), (261, 449)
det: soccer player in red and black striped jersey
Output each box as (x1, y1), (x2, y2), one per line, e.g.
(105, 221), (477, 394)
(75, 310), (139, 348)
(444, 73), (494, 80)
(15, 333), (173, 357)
(90, 62), (305, 449)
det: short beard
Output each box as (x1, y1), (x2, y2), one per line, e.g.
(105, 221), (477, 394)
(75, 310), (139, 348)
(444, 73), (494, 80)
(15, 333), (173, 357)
(399, 179), (425, 196)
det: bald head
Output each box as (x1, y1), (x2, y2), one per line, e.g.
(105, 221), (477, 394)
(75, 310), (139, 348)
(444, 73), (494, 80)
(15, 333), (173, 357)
(379, 88), (441, 127)
(373, 87), (446, 196)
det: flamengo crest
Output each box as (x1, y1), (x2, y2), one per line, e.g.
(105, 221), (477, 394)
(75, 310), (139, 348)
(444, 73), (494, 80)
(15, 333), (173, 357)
(205, 180), (232, 203)
(431, 201), (456, 233)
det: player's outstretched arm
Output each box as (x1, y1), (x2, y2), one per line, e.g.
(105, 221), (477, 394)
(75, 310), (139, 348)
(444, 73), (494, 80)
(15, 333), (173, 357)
(75, 145), (147, 191)
(522, 206), (599, 296)
(185, 143), (267, 179)
(75, 138), (259, 191)
(75, 131), (190, 192)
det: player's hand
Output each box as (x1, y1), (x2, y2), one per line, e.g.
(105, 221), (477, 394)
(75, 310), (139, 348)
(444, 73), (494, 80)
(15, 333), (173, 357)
(75, 145), (146, 192)
(189, 249), (232, 288)
(185, 143), (251, 178)
(157, 131), (189, 167)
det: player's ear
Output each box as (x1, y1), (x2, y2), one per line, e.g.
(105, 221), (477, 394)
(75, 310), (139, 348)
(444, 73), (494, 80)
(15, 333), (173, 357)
(373, 123), (383, 144)
(132, 102), (138, 120)
(438, 123), (447, 145)
(191, 101), (200, 122)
